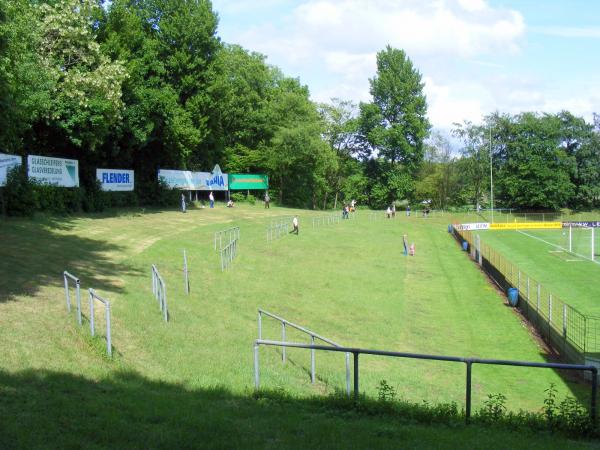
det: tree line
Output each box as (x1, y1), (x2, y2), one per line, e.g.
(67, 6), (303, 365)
(1, 0), (598, 214)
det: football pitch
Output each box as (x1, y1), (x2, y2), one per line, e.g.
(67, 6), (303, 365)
(477, 227), (600, 316)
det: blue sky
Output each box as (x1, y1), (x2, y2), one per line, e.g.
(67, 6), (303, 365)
(211, 0), (600, 131)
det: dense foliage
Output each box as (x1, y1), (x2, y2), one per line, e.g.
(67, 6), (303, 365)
(0, 0), (599, 214)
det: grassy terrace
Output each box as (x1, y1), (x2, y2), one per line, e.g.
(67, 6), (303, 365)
(0, 205), (596, 448)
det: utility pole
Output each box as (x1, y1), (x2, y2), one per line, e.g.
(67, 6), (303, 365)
(489, 125), (494, 224)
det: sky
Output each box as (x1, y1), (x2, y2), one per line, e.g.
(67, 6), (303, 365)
(211, 0), (600, 133)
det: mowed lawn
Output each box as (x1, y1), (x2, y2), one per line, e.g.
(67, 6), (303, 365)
(0, 205), (594, 448)
(476, 228), (600, 316)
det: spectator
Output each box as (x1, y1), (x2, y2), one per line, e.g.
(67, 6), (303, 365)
(264, 191), (270, 209)
(181, 193), (186, 213)
(386, 206), (392, 218)
(209, 191), (215, 208)
(290, 216), (299, 235)
(391, 204), (396, 218)
(227, 199), (234, 208)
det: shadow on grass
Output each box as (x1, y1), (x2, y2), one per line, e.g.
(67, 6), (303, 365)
(0, 368), (592, 449)
(0, 215), (144, 302)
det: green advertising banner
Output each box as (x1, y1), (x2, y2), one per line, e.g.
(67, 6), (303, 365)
(229, 174), (268, 190)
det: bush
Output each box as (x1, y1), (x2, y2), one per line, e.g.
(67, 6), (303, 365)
(230, 192), (256, 204)
(1, 166), (36, 216)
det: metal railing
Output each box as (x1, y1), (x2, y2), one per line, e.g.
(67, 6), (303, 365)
(266, 218), (291, 242)
(253, 340), (598, 423)
(151, 264), (168, 322)
(88, 288), (112, 357)
(214, 226), (240, 251)
(220, 238), (238, 271)
(312, 213), (341, 227)
(63, 271), (82, 326)
(258, 309), (351, 395)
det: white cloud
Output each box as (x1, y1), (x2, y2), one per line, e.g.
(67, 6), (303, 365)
(532, 26), (600, 39)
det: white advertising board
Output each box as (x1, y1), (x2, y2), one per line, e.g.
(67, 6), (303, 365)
(0, 153), (22, 186)
(27, 155), (79, 187)
(97, 169), (134, 191)
(158, 165), (228, 191)
(454, 222), (490, 231)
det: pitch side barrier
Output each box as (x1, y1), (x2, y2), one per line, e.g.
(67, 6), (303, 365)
(253, 340), (598, 424)
(257, 309), (351, 395)
(451, 225), (600, 374)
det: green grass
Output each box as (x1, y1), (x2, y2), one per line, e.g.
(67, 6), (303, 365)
(0, 205), (596, 448)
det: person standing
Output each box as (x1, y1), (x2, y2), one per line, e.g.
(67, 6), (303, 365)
(264, 192), (270, 209)
(406, 205), (411, 217)
(386, 206), (392, 219)
(181, 193), (186, 213)
(391, 204), (396, 218)
(290, 216), (299, 235)
(209, 191), (215, 208)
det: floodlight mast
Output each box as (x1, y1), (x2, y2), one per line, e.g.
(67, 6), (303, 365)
(489, 125), (494, 224)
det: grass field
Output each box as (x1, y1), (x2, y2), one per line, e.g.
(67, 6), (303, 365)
(0, 205), (596, 448)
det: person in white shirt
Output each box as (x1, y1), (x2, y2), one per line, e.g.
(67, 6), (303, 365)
(386, 206), (392, 219)
(209, 191), (215, 208)
(290, 216), (299, 235)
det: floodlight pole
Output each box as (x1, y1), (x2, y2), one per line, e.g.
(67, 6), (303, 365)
(489, 124), (494, 224)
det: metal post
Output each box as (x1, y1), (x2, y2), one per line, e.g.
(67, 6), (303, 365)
(563, 304), (567, 338)
(345, 353), (351, 397)
(353, 352), (359, 400)
(518, 270), (521, 292)
(549, 295), (553, 324)
(162, 282), (168, 322)
(183, 249), (189, 295)
(105, 301), (112, 357)
(465, 361), (472, 423)
(76, 280), (82, 326)
(592, 227), (595, 262)
(311, 335), (315, 384)
(526, 277), (530, 303)
(258, 311), (262, 340)
(282, 322), (286, 363)
(89, 289), (95, 337)
(64, 273), (71, 312)
(537, 283), (541, 313)
(569, 225), (572, 252)
(592, 369), (598, 423)
(254, 344), (260, 390)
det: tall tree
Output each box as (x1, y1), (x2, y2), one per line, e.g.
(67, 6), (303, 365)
(358, 46), (430, 205)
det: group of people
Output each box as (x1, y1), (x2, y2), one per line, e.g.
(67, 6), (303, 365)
(386, 204), (396, 218)
(342, 199), (356, 219)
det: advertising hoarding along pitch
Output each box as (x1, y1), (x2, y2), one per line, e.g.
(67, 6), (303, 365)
(0, 153), (22, 186)
(97, 169), (134, 191)
(27, 155), (79, 187)
(158, 165), (228, 191)
(489, 222), (562, 230)
(229, 173), (269, 190)
(454, 223), (490, 231)
(562, 221), (600, 228)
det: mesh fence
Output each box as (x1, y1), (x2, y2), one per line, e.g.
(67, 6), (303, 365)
(452, 226), (600, 365)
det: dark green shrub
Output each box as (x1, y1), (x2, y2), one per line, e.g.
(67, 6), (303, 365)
(2, 166), (36, 216)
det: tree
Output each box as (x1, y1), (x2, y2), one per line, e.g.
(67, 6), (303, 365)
(452, 120), (490, 207)
(358, 46), (430, 205)
(493, 112), (576, 209)
(318, 98), (359, 208)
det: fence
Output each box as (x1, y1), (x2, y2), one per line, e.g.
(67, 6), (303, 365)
(257, 309), (351, 395)
(312, 213), (343, 227)
(151, 264), (168, 322)
(266, 218), (290, 242)
(253, 340), (598, 423)
(452, 226), (600, 371)
(88, 288), (112, 357)
(63, 271), (82, 326)
(220, 238), (238, 271)
(214, 227), (240, 251)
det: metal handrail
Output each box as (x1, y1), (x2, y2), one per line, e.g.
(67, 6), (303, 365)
(258, 310), (351, 394)
(253, 340), (598, 423)
(214, 226), (240, 251)
(151, 264), (168, 322)
(89, 288), (112, 357)
(63, 271), (82, 326)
